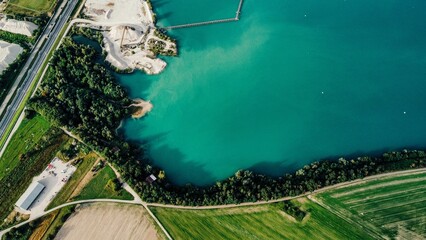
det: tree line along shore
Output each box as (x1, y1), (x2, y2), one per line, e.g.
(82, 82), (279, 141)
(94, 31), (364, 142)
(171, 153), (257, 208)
(24, 34), (426, 207)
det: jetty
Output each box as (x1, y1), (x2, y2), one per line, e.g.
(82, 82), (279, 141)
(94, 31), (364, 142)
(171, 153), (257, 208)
(162, 0), (243, 30)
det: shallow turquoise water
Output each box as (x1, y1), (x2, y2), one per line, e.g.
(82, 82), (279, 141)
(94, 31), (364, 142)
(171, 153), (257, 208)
(119, 0), (426, 185)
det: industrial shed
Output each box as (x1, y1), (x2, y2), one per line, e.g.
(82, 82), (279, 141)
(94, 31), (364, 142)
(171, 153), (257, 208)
(15, 181), (45, 211)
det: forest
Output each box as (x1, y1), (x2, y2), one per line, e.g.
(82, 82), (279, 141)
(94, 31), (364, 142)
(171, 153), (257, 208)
(30, 38), (426, 206)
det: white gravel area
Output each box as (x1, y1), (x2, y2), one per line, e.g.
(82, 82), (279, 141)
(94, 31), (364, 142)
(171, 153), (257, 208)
(0, 40), (23, 73)
(0, 17), (38, 37)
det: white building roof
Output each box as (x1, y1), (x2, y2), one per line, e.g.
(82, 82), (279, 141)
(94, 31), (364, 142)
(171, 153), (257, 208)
(15, 181), (45, 210)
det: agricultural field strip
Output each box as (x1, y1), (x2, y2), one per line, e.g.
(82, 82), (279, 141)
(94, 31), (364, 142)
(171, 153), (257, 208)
(7, 0), (56, 12)
(344, 184), (426, 205)
(0, 116), (50, 180)
(368, 205), (426, 221)
(7, 3), (41, 13)
(336, 182), (426, 205)
(380, 213), (426, 227)
(346, 187), (426, 208)
(384, 216), (426, 231)
(329, 171), (426, 195)
(332, 175), (426, 198)
(310, 196), (384, 239)
(321, 197), (426, 233)
(316, 172), (426, 238)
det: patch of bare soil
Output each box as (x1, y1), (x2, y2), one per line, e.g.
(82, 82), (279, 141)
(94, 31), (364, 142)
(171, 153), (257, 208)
(54, 203), (163, 240)
(69, 158), (101, 199)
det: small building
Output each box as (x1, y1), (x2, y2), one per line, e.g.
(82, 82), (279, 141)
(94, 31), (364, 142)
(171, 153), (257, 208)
(15, 181), (45, 211)
(145, 174), (157, 184)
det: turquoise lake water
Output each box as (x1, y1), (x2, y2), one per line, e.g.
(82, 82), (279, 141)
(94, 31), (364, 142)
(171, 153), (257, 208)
(118, 0), (426, 185)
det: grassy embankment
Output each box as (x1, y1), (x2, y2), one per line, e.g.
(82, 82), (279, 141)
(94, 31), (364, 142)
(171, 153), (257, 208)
(150, 198), (373, 240)
(0, 114), (50, 181)
(315, 171), (426, 239)
(46, 153), (98, 210)
(5, 0), (57, 16)
(73, 165), (134, 201)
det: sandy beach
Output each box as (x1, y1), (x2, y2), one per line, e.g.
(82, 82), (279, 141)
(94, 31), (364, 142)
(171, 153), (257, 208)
(130, 98), (153, 118)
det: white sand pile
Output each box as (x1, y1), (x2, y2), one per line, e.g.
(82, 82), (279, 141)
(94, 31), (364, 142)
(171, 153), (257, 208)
(0, 18), (38, 37)
(0, 40), (23, 73)
(84, 0), (153, 25)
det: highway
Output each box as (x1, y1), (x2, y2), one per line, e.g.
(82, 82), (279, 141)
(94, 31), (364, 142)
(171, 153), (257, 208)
(0, 0), (78, 140)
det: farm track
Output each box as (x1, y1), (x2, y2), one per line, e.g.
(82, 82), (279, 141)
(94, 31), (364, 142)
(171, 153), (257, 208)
(382, 213), (426, 226)
(369, 205), (426, 222)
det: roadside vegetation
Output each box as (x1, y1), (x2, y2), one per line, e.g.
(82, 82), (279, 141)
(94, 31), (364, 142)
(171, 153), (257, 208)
(150, 198), (373, 240)
(0, 114), (50, 181)
(315, 171), (426, 239)
(0, 30), (31, 102)
(73, 164), (133, 201)
(0, 30), (31, 48)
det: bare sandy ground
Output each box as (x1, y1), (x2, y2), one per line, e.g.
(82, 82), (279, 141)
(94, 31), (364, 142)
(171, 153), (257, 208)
(84, 0), (151, 24)
(54, 203), (163, 240)
(82, 0), (175, 75)
(131, 98), (153, 118)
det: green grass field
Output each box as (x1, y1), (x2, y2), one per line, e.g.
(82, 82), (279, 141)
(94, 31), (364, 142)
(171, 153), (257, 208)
(73, 165), (133, 201)
(0, 114), (50, 181)
(151, 198), (372, 240)
(5, 0), (57, 15)
(316, 171), (426, 239)
(47, 153), (98, 210)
